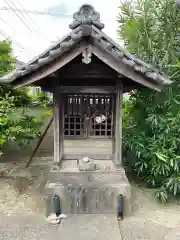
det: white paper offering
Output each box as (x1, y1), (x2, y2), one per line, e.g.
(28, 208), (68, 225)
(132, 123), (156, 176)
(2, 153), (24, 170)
(95, 115), (106, 123)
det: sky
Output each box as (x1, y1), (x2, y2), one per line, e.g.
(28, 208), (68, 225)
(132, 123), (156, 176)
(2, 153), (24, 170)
(0, 0), (122, 63)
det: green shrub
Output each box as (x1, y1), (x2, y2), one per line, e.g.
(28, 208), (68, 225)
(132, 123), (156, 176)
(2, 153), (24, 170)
(119, 0), (180, 202)
(0, 40), (49, 156)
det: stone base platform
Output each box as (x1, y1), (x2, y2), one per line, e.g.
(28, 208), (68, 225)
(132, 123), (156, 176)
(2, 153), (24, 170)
(44, 160), (131, 216)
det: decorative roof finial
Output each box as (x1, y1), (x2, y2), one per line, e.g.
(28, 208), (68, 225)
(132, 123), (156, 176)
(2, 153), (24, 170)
(69, 4), (104, 30)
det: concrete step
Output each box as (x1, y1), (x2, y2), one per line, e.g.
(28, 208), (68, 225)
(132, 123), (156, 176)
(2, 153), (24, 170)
(165, 227), (180, 240)
(45, 183), (119, 214)
(59, 215), (122, 240)
(47, 171), (128, 186)
(44, 171), (131, 215)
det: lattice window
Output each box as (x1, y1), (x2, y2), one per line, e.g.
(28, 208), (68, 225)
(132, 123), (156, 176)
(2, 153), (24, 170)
(88, 95), (113, 137)
(64, 94), (113, 138)
(64, 95), (85, 137)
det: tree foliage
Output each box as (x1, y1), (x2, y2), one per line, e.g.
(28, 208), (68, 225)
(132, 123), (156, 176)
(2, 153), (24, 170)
(0, 40), (16, 76)
(118, 0), (180, 202)
(0, 40), (48, 156)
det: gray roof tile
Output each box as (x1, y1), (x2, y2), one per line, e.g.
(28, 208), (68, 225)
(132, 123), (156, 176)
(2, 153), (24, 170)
(0, 4), (171, 87)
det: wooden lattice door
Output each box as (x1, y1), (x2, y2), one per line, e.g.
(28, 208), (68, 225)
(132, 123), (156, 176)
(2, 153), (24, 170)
(64, 94), (114, 139)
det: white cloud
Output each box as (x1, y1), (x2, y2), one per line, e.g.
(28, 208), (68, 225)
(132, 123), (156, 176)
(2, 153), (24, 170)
(0, 0), (121, 62)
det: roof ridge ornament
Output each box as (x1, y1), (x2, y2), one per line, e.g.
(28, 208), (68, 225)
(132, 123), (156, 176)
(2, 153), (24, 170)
(69, 4), (104, 30)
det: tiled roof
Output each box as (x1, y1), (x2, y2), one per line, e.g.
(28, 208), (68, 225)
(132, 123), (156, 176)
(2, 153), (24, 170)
(0, 4), (171, 86)
(14, 59), (25, 69)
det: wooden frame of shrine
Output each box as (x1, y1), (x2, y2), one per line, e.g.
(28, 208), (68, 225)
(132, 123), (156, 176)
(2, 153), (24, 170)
(0, 4), (171, 170)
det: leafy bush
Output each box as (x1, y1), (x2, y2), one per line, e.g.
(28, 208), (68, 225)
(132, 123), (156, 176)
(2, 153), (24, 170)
(0, 87), (44, 154)
(0, 40), (16, 76)
(28, 87), (52, 106)
(154, 188), (168, 204)
(33, 91), (51, 105)
(118, 0), (180, 202)
(0, 84), (31, 106)
(0, 40), (49, 156)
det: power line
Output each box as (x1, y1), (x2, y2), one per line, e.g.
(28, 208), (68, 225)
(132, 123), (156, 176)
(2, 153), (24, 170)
(0, 28), (25, 50)
(0, 28), (36, 54)
(3, 0), (48, 42)
(0, 7), (73, 18)
(0, 16), (51, 52)
(0, 6), (115, 21)
(12, 0), (51, 42)
(14, 0), (44, 32)
(0, 15), (17, 33)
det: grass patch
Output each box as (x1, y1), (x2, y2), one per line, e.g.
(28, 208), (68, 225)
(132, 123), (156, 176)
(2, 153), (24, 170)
(9, 106), (52, 122)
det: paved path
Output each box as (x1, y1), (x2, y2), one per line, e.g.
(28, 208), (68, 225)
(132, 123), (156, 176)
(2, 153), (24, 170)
(120, 216), (170, 240)
(0, 176), (178, 240)
(0, 215), (59, 240)
(165, 227), (180, 240)
(0, 214), (122, 240)
(60, 215), (121, 240)
(0, 213), (172, 240)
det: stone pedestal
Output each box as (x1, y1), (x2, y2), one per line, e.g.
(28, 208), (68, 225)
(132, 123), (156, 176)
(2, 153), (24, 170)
(44, 162), (131, 216)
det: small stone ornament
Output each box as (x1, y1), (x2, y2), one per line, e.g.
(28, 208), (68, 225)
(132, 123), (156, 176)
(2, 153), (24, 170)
(69, 4), (104, 30)
(82, 48), (92, 64)
(47, 213), (60, 224)
(52, 163), (59, 171)
(78, 156), (95, 171)
(103, 166), (111, 172)
(47, 213), (67, 225)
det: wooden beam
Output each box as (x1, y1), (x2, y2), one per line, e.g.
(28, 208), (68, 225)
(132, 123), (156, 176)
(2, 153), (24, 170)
(114, 83), (123, 168)
(14, 43), (87, 89)
(59, 94), (64, 163)
(91, 45), (161, 92)
(58, 86), (116, 94)
(53, 91), (64, 164)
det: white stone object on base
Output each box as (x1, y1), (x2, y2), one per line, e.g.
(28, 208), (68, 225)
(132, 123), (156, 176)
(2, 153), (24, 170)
(47, 213), (67, 224)
(47, 213), (60, 224)
(49, 219), (60, 225)
(57, 213), (67, 219)
(47, 213), (57, 221)
(78, 157), (95, 171)
(82, 156), (89, 163)
(95, 115), (106, 123)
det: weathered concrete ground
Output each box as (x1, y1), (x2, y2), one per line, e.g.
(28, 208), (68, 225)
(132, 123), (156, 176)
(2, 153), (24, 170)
(0, 158), (180, 240)
(120, 185), (180, 240)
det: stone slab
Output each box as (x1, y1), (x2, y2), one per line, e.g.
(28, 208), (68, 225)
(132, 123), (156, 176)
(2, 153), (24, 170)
(45, 185), (119, 215)
(44, 180), (131, 215)
(165, 228), (180, 240)
(58, 159), (117, 172)
(48, 171), (128, 186)
(8, 165), (42, 180)
(31, 156), (53, 167)
(59, 215), (122, 240)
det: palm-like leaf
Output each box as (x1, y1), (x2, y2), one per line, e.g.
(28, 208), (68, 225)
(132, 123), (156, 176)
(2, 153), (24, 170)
(120, 0), (180, 202)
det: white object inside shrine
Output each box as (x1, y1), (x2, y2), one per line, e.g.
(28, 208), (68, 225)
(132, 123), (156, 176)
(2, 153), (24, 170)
(95, 114), (106, 123)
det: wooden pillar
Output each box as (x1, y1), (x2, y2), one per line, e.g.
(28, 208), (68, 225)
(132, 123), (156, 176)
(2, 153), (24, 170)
(114, 83), (123, 168)
(53, 91), (64, 165)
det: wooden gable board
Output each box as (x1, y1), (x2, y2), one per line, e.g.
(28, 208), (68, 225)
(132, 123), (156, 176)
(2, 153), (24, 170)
(13, 42), (161, 91)
(13, 44), (87, 89)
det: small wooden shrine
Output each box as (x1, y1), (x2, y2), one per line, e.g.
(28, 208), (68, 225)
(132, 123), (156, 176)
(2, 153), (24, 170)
(0, 4), (171, 215)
